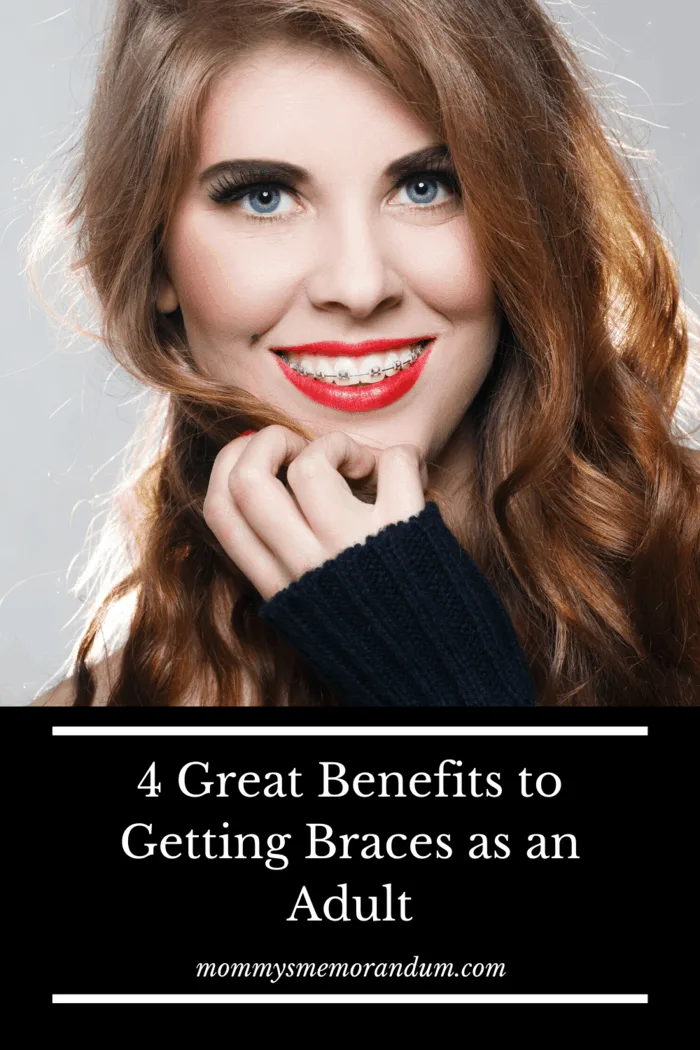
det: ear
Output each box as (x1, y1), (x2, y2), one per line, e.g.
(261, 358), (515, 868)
(155, 271), (179, 315)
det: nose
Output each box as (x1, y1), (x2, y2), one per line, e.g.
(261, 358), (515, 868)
(304, 203), (404, 319)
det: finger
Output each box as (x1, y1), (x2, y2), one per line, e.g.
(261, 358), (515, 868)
(203, 433), (293, 599)
(285, 431), (377, 536)
(374, 443), (427, 522)
(228, 425), (326, 578)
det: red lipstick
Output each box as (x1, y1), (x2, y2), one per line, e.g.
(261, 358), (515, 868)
(270, 337), (436, 413)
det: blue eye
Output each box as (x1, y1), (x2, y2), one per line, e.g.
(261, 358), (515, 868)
(242, 186), (288, 215)
(207, 167), (461, 222)
(402, 176), (442, 205)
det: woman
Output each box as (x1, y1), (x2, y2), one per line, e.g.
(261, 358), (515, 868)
(30, 0), (700, 707)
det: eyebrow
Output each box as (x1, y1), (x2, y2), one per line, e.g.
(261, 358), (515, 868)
(198, 144), (453, 186)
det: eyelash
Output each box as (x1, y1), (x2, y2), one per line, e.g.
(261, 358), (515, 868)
(207, 168), (461, 223)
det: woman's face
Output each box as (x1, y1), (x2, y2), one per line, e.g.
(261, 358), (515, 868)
(158, 40), (500, 463)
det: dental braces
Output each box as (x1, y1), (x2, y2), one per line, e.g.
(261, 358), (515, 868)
(283, 341), (428, 380)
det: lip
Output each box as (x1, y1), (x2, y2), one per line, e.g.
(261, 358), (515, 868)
(271, 338), (436, 413)
(269, 336), (436, 358)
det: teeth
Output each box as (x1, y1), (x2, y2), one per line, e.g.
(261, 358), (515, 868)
(332, 356), (355, 386)
(279, 341), (429, 384)
(359, 355), (387, 383)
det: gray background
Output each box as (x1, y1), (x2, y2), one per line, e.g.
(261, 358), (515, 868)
(1, 1), (699, 704)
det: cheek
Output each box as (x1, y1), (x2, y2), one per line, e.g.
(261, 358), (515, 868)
(407, 224), (499, 406)
(408, 221), (494, 320)
(166, 210), (297, 344)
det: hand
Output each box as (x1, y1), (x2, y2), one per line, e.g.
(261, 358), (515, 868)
(203, 425), (428, 601)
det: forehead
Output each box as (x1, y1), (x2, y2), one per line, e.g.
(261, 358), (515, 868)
(199, 41), (434, 173)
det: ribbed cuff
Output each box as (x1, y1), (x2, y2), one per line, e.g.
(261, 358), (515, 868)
(258, 501), (537, 707)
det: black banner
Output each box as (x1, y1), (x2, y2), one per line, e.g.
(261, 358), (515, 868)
(14, 706), (696, 1006)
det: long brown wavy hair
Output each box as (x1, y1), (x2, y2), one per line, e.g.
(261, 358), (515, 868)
(26, 0), (700, 705)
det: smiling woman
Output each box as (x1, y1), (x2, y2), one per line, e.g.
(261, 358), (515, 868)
(27, 0), (700, 706)
(154, 44), (498, 457)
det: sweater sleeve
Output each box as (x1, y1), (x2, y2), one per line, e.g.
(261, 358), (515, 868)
(257, 501), (537, 707)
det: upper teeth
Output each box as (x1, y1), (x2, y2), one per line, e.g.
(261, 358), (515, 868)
(277, 341), (429, 384)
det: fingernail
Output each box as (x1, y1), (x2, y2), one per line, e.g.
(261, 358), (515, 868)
(240, 429), (257, 437)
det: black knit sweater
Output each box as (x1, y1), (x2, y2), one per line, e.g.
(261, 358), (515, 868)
(258, 501), (537, 707)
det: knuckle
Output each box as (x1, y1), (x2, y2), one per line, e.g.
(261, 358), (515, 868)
(237, 464), (263, 485)
(227, 464), (262, 501)
(212, 444), (233, 473)
(315, 430), (350, 453)
(381, 443), (421, 467)
(265, 424), (294, 442)
(288, 453), (321, 481)
(333, 430), (354, 453)
(202, 492), (224, 529)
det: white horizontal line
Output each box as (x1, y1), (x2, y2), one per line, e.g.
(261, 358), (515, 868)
(53, 993), (648, 1004)
(52, 725), (648, 737)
